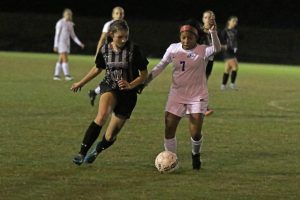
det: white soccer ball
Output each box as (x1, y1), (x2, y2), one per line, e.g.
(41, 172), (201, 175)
(155, 151), (179, 173)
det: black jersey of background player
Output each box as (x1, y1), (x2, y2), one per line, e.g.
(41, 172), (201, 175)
(220, 28), (238, 52)
(199, 24), (212, 46)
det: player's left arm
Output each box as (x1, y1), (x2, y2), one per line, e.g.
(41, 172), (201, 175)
(70, 23), (85, 49)
(204, 19), (221, 58)
(118, 69), (148, 90)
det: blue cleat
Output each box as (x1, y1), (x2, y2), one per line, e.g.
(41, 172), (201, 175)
(84, 149), (99, 164)
(73, 154), (85, 166)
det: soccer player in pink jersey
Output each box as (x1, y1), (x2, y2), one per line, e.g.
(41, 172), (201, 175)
(146, 18), (221, 170)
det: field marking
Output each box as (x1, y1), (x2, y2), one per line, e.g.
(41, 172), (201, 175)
(268, 100), (291, 111)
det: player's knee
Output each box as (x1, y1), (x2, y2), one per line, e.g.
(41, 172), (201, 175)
(95, 112), (109, 125)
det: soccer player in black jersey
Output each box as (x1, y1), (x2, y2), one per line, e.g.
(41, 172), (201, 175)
(70, 20), (149, 165)
(199, 10), (216, 116)
(220, 16), (239, 90)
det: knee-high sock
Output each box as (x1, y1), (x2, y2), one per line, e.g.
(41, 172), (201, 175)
(96, 135), (116, 153)
(95, 86), (101, 94)
(62, 62), (70, 76)
(164, 137), (177, 153)
(222, 73), (229, 85)
(231, 70), (237, 84)
(79, 121), (102, 156)
(191, 136), (203, 155)
(54, 62), (62, 76)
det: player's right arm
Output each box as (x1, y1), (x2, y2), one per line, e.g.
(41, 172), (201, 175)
(95, 21), (111, 57)
(53, 21), (62, 52)
(144, 44), (173, 85)
(71, 51), (105, 92)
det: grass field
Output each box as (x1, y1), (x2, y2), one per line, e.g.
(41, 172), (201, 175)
(0, 51), (299, 200)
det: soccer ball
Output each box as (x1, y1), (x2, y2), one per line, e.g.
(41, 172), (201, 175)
(155, 151), (179, 173)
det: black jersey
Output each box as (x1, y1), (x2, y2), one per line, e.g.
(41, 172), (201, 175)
(95, 41), (148, 92)
(199, 24), (212, 46)
(220, 28), (238, 51)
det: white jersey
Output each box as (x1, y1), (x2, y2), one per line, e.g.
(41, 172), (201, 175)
(54, 18), (83, 53)
(102, 20), (115, 33)
(150, 31), (221, 104)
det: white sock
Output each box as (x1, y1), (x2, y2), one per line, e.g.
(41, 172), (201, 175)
(62, 62), (70, 76)
(54, 62), (62, 76)
(164, 137), (177, 153)
(95, 86), (101, 94)
(191, 136), (203, 155)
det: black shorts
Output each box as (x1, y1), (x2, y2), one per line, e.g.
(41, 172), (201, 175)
(100, 83), (137, 119)
(223, 49), (237, 60)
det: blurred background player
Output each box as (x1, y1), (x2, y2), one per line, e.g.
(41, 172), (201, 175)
(88, 6), (125, 105)
(199, 10), (216, 116)
(53, 8), (84, 81)
(71, 20), (148, 165)
(145, 19), (221, 170)
(220, 16), (239, 90)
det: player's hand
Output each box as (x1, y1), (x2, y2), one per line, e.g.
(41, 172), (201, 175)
(80, 44), (85, 49)
(209, 18), (217, 31)
(118, 80), (132, 90)
(71, 82), (83, 92)
(53, 47), (58, 52)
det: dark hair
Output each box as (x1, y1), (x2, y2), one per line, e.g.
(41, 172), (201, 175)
(180, 19), (202, 36)
(180, 19), (203, 44)
(226, 16), (238, 28)
(107, 20), (129, 42)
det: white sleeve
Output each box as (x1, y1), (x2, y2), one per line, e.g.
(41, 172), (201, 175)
(54, 21), (62, 48)
(204, 30), (221, 59)
(70, 24), (83, 46)
(145, 45), (173, 84)
(102, 21), (111, 33)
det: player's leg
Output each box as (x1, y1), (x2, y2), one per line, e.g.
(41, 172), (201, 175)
(53, 55), (62, 80)
(205, 60), (214, 116)
(221, 60), (231, 90)
(61, 53), (73, 81)
(84, 114), (127, 163)
(229, 58), (239, 90)
(84, 91), (137, 164)
(88, 86), (101, 106)
(73, 92), (117, 165)
(164, 112), (181, 153)
(188, 113), (204, 170)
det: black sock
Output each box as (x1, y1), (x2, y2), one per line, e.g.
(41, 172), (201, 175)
(231, 70), (237, 84)
(79, 121), (102, 156)
(96, 135), (116, 153)
(222, 73), (229, 85)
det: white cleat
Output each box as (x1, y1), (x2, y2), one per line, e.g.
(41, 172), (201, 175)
(65, 76), (73, 81)
(53, 76), (61, 81)
(220, 84), (227, 91)
(229, 83), (238, 90)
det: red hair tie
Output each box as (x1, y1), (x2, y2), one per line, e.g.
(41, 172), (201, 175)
(180, 25), (198, 36)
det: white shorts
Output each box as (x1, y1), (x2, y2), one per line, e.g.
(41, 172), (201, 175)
(165, 97), (208, 117)
(57, 43), (70, 54)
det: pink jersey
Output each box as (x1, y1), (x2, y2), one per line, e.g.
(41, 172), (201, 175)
(150, 31), (221, 104)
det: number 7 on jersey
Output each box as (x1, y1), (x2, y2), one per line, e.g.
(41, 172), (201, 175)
(180, 61), (186, 71)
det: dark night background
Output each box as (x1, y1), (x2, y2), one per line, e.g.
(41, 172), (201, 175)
(0, 0), (299, 64)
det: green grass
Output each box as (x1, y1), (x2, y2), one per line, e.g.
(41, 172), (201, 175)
(0, 51), (299, 200)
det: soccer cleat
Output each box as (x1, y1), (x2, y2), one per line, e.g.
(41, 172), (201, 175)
(88, 90), (97, 106)
(205, 108), (214, 116)
(229, 83), (238, 90)
(65, 75), (73, 81)
(220, 84), (227, 91)
(192, 153), (201, 170)
(84, 149), (100, 164)
(53, 76), (61, 81)
(73, 153), (85, 166)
